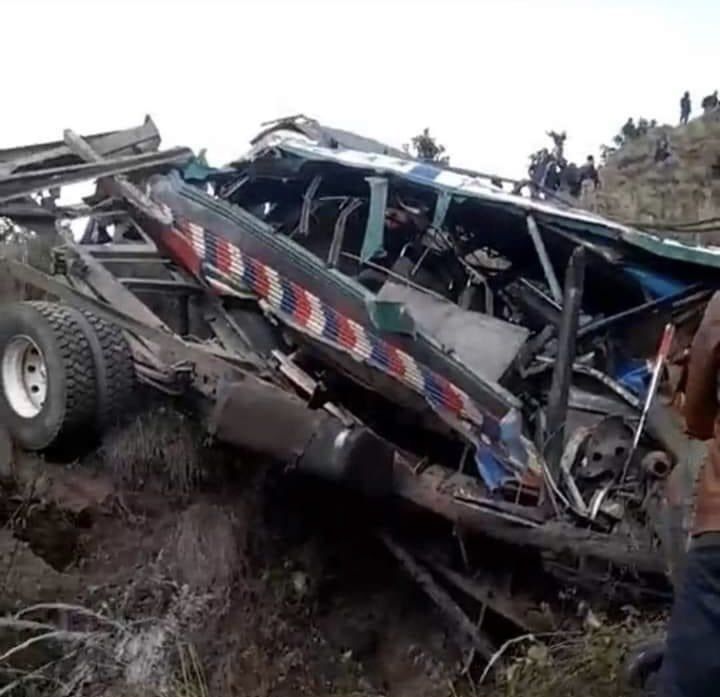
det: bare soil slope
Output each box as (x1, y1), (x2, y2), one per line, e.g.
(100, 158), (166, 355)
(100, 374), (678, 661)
(582, 112), (720, 243)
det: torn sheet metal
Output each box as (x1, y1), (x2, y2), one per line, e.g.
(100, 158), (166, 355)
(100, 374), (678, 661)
(253, 132), (720, 269)
(161, 203), (492, 429)
(0, 148), (193, 203)
(145, 176), (535, 486)
(148, 174), (522, 411)
(361, 176), (388, 262)
(0, 115), (161, 177)
(248, 115), (406, 158)
(378, 281), (529, 383)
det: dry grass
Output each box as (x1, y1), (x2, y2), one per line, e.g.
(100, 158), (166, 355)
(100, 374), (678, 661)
(488, 616), (665, 697)
(170, 502), (245, 595)
(100, 406), (204, 493)
(171, 642), (209, 697)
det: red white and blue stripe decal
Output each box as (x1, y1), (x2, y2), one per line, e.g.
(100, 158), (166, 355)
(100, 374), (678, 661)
(162, 214), (486, 430)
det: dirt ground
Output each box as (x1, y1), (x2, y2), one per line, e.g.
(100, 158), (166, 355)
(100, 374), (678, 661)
(0, 410), (469, 697)
(0, 406), (662, 697)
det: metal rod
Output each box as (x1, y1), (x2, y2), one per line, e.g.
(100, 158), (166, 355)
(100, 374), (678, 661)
(621, 323), (676, 482)
(378, 532), (495, 661)
(544, 247), (586, 476)
(526, 215), (562, 303)
(298, 175), (322, 237)
(327, 199), (362, 268)
(340, 252), (448, 301)
(63, 129), (172, 225)
(421, 559), (536, 632)
(559, 426), (591, 516)
(576, 285), (706, 340)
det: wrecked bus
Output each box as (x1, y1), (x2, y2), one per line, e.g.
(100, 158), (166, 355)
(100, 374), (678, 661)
(0, 115), (713, 602)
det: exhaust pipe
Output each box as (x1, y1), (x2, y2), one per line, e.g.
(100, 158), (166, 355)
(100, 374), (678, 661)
(208, 378), (394, 496)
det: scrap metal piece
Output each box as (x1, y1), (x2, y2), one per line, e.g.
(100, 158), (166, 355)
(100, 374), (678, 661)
(576, 286), (706, 341)
(559, 426), (591, 515)
(298, 175), (322, 237)
(379, 532), (495, 661)
(423, 560), (541, 633)
(526, 214), (562, 304)
(327, 198), (363, 268)
(505, 279), (561, 329)
(201, 297), (266, 368)
(361, 177), (388, 262)
(588, 481), (614, 521)
(341, 252), (447, 301)
(570, 364), (642, 409)
(623, 323), (676, 481)
(249, 115), (407, 158)
(394, 461), (544, 527)
(515, 324), (555, 375)
(431, 190), (452, 230)
(378, 281), (530, 383)
(0, 148), (193, 204)
(219, 175), (248, 200)
(271, 349), (355, 425)
(642, 451), (673, 479)
(0, 116), (161, 177)
(582, 415), (634, 480)
(545, 247), (587, 475)
(65, 242), (172, 333)
(567, 386), (636, 417)
(62, 129), (175, 224)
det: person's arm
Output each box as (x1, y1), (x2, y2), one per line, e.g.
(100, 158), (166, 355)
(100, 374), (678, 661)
(685, 292), (720, 439)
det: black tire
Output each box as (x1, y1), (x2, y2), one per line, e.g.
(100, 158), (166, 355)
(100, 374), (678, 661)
(0, 301), (97, 451)
(71, 309), (137, 430)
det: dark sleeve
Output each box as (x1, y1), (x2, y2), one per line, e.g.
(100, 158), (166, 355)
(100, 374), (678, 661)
(685, 292), (720, 439)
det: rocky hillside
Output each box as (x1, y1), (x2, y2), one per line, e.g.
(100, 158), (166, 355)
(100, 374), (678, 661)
(581, 112), (720, 243)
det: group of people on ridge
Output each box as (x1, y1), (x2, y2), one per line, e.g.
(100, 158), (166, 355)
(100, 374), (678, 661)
(527, 130), (599, 199)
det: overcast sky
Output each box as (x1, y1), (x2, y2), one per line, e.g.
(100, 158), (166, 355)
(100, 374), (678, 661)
(3, 0), (719, 178)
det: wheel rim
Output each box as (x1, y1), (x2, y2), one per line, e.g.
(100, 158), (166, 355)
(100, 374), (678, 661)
(2, 336), (48, 418)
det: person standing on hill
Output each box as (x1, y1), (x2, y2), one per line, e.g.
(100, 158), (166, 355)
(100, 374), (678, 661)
(680, 91), (691, 124)
(577, 155), (599, 190)
(546, 130), (566, 160)
(621, 117), (637, 141)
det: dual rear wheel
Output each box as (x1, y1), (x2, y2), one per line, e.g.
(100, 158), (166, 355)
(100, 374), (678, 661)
(0, 301), (136, 452)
